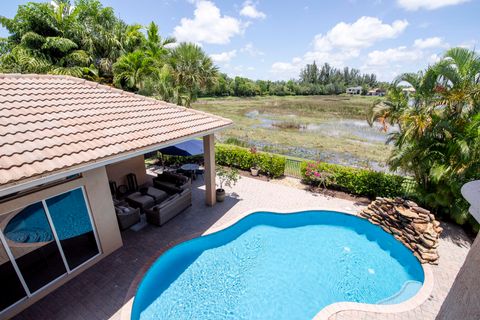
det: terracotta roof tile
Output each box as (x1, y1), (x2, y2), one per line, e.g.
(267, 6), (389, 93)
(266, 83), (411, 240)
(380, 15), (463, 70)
(0, 74), (232, 190)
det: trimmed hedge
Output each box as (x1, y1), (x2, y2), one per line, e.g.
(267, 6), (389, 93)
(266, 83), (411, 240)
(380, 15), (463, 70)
(301, 161), (406, 198)
(216, 145), (286, 178)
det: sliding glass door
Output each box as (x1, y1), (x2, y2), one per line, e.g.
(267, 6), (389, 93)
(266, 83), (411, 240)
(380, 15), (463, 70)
(2, 202), (67, 294)
(45, 189), (100, 270)
(0, 236), (27, 311)
(0, 187), (101, 314)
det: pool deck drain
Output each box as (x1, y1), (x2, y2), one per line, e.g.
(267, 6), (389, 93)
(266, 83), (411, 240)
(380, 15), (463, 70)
(13, 176), (472, 320)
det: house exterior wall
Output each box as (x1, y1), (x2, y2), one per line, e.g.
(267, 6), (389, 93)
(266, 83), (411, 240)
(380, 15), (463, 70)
(436, 234), (480, 320)
(0, 166), (122, 319)
(105, 155), (150, 188)
(346, 87), (362, 95)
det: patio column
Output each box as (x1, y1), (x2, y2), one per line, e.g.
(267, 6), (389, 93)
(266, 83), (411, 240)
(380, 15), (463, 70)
(203, 134), (216, 206)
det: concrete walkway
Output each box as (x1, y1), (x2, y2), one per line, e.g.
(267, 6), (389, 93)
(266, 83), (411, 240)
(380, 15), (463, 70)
(13, 176), (472, 320)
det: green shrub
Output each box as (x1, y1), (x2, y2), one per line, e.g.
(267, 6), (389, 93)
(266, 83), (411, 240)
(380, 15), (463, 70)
(301, 161), (406, 198)
(215, 145), (286, 178)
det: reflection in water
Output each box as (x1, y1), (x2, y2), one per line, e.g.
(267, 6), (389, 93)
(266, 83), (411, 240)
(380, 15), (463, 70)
(46, 190), (94, 241)
(0, 188), (100, 310)
(46, 189), (99, 270)
(249, 111), (398, 144)
(3, 203), (66, 293)
(4, 191), (94, 243)
(4, 203), (54, 243)
(46, 189), (99, 269)
(243, 110), (398, 172)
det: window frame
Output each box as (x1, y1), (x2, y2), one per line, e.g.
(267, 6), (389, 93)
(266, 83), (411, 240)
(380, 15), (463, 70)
(0, 186), (102, 316)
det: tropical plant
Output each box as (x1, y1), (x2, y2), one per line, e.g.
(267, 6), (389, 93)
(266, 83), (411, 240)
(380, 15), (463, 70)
(215, 144), (286, 178)
(112, 50), (153, 91)
(168, 43), (218, 106)
(0, 1), (96, 77)
(216, 167), (240, 191)
(73, 0), (143, 81)
(367, 47), (480, 230)
(143, 22), (175, 63)
(0, 0), (144, 81)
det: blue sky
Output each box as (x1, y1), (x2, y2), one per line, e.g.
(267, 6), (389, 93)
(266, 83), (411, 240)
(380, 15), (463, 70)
(1, 0), (479, 81)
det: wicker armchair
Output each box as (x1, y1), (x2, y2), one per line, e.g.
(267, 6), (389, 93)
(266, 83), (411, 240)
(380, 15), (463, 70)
(113, 201), (141, 230)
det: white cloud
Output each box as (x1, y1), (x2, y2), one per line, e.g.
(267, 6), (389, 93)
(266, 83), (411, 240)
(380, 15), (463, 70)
(366, 46), (423, 66)
(270, 16), (408, 79)
(173, 1), (244, 44)
(457, 40), (478, 49)
(240, 43), (265, 56)
(313, 16), (408, 52)
(271, 62), (298, 74)
(397, 0), (469, 10)
(428, 53), (441, 64)
(240, 1), (266, 19)
(413, 37), (446, 49)
(210, 50), (237, 63)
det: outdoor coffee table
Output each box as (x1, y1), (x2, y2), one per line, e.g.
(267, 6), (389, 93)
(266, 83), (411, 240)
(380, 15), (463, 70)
(126, 192), (155, 212)
(180, 163), (200, 179)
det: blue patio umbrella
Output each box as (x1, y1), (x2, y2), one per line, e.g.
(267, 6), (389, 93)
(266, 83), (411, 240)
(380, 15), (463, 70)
(159, 140), (204, 156)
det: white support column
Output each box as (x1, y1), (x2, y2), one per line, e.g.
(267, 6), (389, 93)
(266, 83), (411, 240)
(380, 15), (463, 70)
(203, 134), (216, 206)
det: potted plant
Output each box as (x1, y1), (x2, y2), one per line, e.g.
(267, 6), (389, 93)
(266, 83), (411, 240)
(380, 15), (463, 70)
(250, 147), (260, 176)
(216, 167), (240, 202)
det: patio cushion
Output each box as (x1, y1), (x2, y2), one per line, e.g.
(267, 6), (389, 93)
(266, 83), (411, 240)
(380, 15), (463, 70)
(146, 187), (168, 203)
(153, 172), (191, 194)
(158, 194), (180, 209)
(126, 192), (155, 210)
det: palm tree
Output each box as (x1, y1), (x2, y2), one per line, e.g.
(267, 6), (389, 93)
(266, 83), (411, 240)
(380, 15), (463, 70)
(112, 50), (153, 91)
(0, 0), (136, 82)
(367, 47), (480, 228)
(168, 43), (218, 106)
(0, 1), (98, 77)
(144, 22), (175, 62)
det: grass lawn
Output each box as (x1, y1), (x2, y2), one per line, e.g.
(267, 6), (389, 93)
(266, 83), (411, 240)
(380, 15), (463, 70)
(192, 95), (394, 171)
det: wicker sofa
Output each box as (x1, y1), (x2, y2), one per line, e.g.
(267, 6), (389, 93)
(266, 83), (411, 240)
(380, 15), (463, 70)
(145, 172), (192, 226)
(145, 188), (192, 226)
(152, 172), (190, 194)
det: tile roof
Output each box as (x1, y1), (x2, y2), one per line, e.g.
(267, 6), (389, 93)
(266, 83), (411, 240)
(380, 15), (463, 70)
(0, 74), (232, 191)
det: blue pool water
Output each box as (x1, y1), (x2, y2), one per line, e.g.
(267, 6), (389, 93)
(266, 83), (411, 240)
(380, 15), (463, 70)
(5, 189), (93, 243)
(132, 211), (424, 320)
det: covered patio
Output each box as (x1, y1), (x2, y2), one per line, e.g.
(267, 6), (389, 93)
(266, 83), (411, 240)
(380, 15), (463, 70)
(11, 176), (472, 320)
(0, 74), (231, 319)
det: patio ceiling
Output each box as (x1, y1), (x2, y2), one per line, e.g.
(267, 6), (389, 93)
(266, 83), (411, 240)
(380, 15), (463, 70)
(0, 74), (232, 195)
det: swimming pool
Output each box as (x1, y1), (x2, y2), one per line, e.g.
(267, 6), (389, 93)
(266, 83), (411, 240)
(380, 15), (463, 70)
(132, 211), (424, 320)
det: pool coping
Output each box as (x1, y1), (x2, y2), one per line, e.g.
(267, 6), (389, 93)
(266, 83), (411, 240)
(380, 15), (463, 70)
(121, 207), (434, 320)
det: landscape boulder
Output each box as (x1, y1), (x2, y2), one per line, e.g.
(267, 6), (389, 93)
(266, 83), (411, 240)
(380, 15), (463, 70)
(360, 197), (442, 265)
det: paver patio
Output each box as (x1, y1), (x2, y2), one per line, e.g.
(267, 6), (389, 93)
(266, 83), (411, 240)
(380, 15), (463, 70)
(13, 176), (472, 320)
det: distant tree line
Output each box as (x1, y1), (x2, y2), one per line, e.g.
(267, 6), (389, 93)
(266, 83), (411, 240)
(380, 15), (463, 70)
(0, 0), (386, 105)
(202, 62), (386, 97)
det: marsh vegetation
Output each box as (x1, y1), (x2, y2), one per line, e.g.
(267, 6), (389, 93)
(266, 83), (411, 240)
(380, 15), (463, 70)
(192, 95), (394, 171)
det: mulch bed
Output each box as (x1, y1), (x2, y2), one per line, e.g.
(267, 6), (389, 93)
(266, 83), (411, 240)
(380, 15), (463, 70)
(237, 169), (270, 181)
(306, 185), (371, 205)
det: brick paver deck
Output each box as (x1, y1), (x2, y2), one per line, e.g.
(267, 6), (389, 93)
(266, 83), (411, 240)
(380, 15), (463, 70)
(13, 176), (472, 320)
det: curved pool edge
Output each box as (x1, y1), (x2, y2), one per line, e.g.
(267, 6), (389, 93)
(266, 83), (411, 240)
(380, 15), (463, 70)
(313, 263), (433, 319)
(120, 207), (433, 320)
